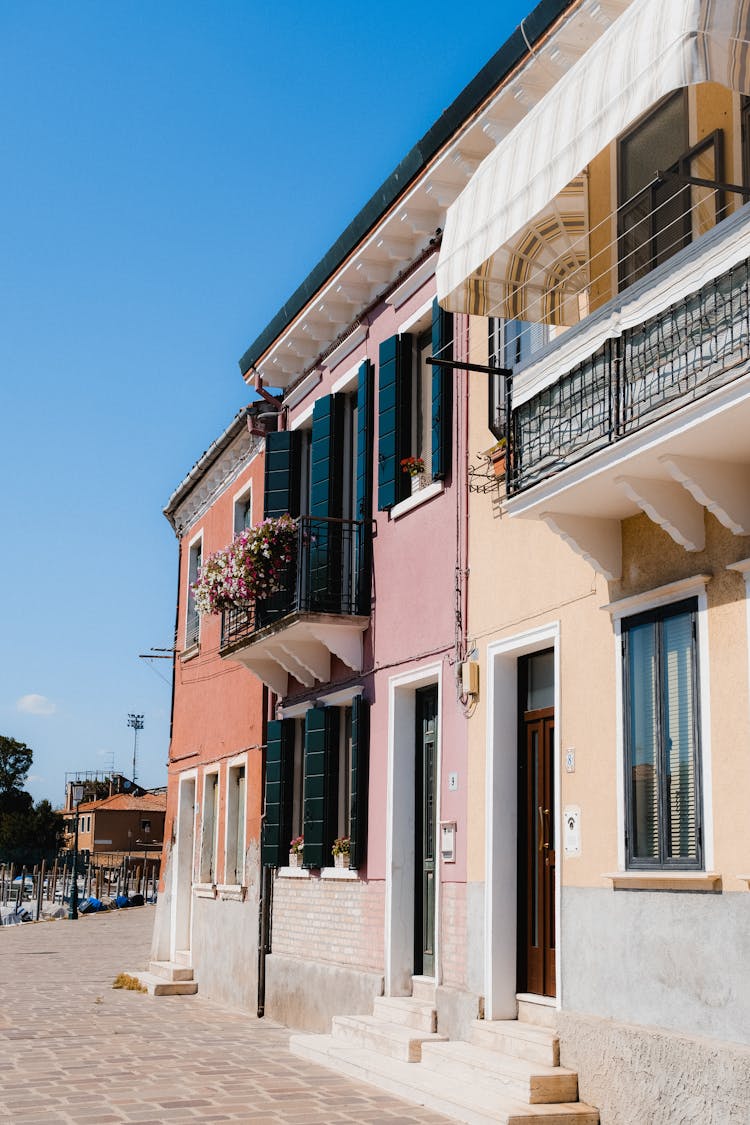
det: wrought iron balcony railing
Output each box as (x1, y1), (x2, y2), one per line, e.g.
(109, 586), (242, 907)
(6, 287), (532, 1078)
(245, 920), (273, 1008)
(220, 515), (369, 650)
(507, 257), (750, 495)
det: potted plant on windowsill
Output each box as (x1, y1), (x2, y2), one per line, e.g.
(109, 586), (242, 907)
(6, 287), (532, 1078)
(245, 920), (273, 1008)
(401, 455), (427, 492)
(288, 836), (304, 868)
(332, 836), (350, 869)
(485, 438), (507, 479)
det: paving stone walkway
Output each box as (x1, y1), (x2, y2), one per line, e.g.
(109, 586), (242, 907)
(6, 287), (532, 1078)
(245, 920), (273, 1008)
(0, 908), (453, 1124)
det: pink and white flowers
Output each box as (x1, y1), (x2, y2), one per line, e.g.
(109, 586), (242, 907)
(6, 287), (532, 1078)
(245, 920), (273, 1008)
(192, 514), (297, 616)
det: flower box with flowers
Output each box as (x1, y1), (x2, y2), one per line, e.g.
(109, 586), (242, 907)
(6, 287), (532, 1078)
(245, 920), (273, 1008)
(332, 836), (350, 869)
(288, 836), (304, 868)
(192, 514), (298, 617)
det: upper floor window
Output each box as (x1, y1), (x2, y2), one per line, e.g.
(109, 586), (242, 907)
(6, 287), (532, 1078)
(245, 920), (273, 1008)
(622, 598), (702, 870)
(185, 535), (202, 648)
(488, 318), (549, 440)
(618, 92), (725, 290)
(233, 483), (253, 535)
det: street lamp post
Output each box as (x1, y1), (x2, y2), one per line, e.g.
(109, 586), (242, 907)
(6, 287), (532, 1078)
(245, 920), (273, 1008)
(69, 784), (84, 921)
(127, 713), (144, 784)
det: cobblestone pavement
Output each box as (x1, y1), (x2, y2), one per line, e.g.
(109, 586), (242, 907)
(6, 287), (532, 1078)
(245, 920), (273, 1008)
(0, 909), (453, 1125)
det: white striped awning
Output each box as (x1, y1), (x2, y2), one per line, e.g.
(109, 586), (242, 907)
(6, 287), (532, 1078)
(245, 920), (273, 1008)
(437, 0), (750, 317)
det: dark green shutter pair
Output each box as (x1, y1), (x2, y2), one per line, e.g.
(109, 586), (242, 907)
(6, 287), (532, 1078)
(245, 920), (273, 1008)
(377, 300), (453, 510)
(261, 697), (370, 869)
(263, 431), (302, 520)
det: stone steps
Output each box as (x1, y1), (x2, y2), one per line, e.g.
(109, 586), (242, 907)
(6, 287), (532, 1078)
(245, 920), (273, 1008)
(291, 1034), (598, 1125)
(149, 959), (195, 982)
(470, 1019), (560, 1066)
(420, 1040), (578, 1105)
(123, 959), (197, 997)
(331, 1013), (446, 1062)
(372, 994), (437, 1032)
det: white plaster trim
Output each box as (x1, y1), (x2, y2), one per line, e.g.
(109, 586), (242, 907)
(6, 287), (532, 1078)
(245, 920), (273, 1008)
(516, 992), (556, 1007)
(185, 530), (203, 649)
(277, 866), (310, 879)
(320, 867), (359, 880)
(179, 643), (200, 663)
(736, 874), (750, 887)
(391, 481), (444, 521)
(285, 370), (322, 410)
(290, 402), (314, 431)
(173, 431), (263, 536)
(171, 770), (198, 960)
(397, 296), (434, 335)
(386, 254), (438, 309)
(613, 620), (626, 872)
(192, 882), (216, 899)
(315, 685), (364, 707)
(231, 478), (253, 537)
(279, 700), (314, 719)
(385, 661), (443, 997)
(485, 622), (561, 1017)
(332, 359), (361, 395)
(215, 884), (246, 901)
(726, 558), (750, 574)
(200, 768), (221, 886)
(324, 324), (367, 372)
(223, 752), (248, 889)
(602, 574), (712, 619)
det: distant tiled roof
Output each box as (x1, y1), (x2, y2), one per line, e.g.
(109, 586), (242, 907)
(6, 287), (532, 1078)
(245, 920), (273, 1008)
(77, 792), (167, 814)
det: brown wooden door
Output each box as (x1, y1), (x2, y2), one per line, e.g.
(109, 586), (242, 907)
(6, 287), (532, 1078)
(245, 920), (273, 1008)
(519, 708), (556, 997)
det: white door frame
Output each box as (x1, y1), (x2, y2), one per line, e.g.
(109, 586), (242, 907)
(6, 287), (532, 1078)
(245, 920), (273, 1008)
(170, 770), (197, 958)
(385, 661), (443, 996)
(484, 622), (561, 1018)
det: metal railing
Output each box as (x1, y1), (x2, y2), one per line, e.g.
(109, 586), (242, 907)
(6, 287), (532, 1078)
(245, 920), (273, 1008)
(507, 257), (750, 494)
(221, 515), (368, 650)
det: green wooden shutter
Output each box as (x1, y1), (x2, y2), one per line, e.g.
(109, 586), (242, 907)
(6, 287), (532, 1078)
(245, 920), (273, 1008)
(356, 361), (374, 614)
(310, 395), (345, 519)
(264, 430), (302, 519)
(303, 706), (339, 868)
(349, 695), (370, 870)
(262, 719), (295, 867)
(378, 334), (412, 510)
(431, 300), (453, 480)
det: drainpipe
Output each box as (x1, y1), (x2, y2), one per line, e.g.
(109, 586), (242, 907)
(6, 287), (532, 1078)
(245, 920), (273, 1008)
(257, 684), (270, 1017)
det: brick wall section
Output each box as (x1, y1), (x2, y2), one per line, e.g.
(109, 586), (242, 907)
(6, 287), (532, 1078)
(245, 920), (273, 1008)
(440, 881), (467, 989)
(271, 875), (385, 972)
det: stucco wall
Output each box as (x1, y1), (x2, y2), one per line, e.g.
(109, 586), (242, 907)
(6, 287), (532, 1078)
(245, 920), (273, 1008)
(558, 1009), (750, 1125)
(562, 886), (750, 1046)
(190, 892), (260, 1013)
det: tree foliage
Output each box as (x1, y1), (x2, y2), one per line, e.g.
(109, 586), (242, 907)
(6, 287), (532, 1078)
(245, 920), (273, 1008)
(0, 735), (33, 794)
(0, 735), (64, 864)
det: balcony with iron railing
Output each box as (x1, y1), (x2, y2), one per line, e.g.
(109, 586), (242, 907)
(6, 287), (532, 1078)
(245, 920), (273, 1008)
(501, 203), (750, 581)
(219, 515), (370, 696)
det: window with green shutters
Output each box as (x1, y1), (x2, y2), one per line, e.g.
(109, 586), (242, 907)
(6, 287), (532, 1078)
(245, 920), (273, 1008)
(261, 719), (296, 867)
(264, 430), (302, 520)
(377, 300), (454, 510)
(356, 361), (374, 612)
(349, 695), (370, 870)
(302, 706), (340, 869)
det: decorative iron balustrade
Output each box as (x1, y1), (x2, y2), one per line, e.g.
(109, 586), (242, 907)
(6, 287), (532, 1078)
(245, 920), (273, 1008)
(221, 515), (368, 650)
(507, 258), (750, 494)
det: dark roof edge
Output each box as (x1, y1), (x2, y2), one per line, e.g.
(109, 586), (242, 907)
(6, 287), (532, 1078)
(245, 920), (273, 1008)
(163, 404), (257, 527)
(238, 0), (576, 377)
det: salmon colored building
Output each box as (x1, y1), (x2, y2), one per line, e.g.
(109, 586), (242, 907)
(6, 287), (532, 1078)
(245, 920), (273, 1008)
(152, 405), (267, 1012)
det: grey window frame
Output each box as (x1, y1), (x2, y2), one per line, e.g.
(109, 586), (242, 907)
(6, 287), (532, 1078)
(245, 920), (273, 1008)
(622, 596), (703, 871)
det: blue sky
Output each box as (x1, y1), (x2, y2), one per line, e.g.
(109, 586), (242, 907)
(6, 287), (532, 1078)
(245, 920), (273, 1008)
(0, 1), (520, 805)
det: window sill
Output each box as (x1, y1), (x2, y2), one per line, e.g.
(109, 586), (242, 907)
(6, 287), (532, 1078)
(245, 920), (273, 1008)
(320, 866), (359, 880)
(216, 883), (246, 901)
(390, 481), (444, 520)
(277, 866), (311, 879)
(736, 874), (750, 888)
(603, 871), (722, 892)
(192, 882), (216, 898)
(180, 643), (201, 663)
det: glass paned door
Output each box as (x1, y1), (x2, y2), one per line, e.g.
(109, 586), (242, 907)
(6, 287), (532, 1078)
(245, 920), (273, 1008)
(415, 686), (438, 977)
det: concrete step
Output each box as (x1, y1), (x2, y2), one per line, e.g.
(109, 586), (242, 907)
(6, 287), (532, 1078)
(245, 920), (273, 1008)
(471, 1020), (559, 1066)
(372, 995), (437, 1033)
(290, 1034), (598, 1125)
(174, 949), (192, 967)
(420, 1040), (578, 1105)
(331, 1014), (446, 1063)
(411, 975), (437, 1004)
(125, 971), (198, 997)
(517, 999), (557, 1030)
(149, 960), (194, 982)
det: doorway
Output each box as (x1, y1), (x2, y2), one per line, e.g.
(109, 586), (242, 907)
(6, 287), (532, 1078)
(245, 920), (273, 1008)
(171, 774), (196, 959)
(518, 651), (556, 998)
(414, 685), (438, 977)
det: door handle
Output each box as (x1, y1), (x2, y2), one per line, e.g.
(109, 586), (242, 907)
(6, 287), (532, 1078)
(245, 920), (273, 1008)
(537, 805), (544, 852)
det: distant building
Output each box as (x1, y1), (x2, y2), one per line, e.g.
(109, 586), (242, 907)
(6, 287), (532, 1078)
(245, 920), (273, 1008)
(70, 792), (166, 857)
